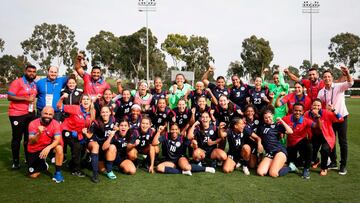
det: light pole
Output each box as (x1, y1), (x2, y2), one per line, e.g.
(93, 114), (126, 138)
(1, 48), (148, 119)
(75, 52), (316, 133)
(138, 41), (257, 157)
(138, 0), (156, 84)
(302, 1), (320, 66)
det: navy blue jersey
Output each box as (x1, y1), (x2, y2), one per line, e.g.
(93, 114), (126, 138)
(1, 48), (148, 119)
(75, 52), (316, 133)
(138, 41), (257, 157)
(89, 117), (116, 143)
(208, 83), (230, 100)
(256, 123), (286, 154)
(245, 117), (261, 133)
(94, 99), (116, 119)
(114, 97), (134, 120)
(194, 106), (211, 122)
(150, 89), (168, 106)
(111, 131), (131, 157)
(227, 127), (252, 155)
(125, 114), (142, 129)
(159, 133), (190, 161)
(229, 84), (249, 110)
(173, 107), (192, 130)
(148, 106), (175, 129)
(130, 128), (155, 151)
(188, 90), (212, 108)
(194, 123), (218, 154)
(214, 103), (241, 124)
(248, 87), (269, 112)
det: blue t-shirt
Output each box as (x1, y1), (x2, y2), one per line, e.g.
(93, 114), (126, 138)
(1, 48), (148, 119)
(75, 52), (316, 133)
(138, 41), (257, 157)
(36, 76), (67, 112)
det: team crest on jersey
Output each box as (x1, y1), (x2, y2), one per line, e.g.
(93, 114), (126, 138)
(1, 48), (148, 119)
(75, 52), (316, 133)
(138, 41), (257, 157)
(65, 132), (70, 137)
(240, 133), (243, 138)
(254, 120), (259, 125)
(146, 134), (150, 139)
(163, 114), (166, 118)
(261, 93), (265, 97)
(129, 102), (133, 106)
(223, 91), (228, 95)
(29, 167), (34, 173)
(175, 141), (181, 147)
(110, 123), (114, 129)
(183, 114), (188, 119)
(74, 91), (79, 96)
(13, 121), (18, 126)
(241, 87), (245, 91)
(209, 129), (214, 135)
(271, 124), (275, 128)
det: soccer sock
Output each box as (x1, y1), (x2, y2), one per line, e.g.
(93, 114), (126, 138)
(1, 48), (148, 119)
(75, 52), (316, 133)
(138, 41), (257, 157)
(105, 161), (113, 173)
(241, 159), (248, 167)
(91, 153), (99, 177)
(190, 164), (206, 172)
(55, 165), (62, 172)
(164, 167), (181, 174)
(279, 166), (290, 176)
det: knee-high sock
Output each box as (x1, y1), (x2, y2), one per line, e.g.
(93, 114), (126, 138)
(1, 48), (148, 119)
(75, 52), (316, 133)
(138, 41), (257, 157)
(164, 167), (181, 174)
(91, 153), (99, 177)
(190, 164), (206, 172)
(105, 160), (113, 173)
(279, 166), (290, 176)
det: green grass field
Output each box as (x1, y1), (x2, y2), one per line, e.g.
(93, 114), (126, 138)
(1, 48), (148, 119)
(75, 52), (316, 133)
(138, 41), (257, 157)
(0, 99), (359, 202)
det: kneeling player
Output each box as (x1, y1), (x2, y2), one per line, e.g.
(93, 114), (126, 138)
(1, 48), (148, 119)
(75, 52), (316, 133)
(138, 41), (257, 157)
(221, 119), (263, 175)
(27, 107), (64, 183)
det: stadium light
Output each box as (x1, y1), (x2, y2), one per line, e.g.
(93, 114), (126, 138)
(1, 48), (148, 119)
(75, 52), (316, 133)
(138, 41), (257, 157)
(138, 0), (157, 84)
(302, 1), (320, 66)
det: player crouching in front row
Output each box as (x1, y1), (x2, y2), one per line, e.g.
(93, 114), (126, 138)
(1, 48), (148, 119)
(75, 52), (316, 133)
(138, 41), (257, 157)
(27, 106), (64, 183)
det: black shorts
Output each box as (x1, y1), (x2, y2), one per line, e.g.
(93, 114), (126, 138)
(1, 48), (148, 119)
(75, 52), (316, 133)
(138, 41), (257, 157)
(227, 152), (241, 163)
(27, 151), (48, 174)
(245, 139), (258, 155)
(265, 148), (287, 159)
(114, 153), (127, 166)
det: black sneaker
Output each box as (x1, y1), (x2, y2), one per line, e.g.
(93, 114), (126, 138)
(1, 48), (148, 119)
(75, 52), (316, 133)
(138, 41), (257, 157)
(339, 166), (347, 175)
(72, 170), (86, 177)
(328, 162), (338, 170)
(91, 175), (100, 183)
(12, 161), (20, 170)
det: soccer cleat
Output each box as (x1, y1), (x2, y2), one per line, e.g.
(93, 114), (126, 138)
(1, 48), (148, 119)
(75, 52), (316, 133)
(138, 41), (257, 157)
(91, 175), (100, 183)
(52, 171), (65, 183)
(302, 168), (311, 179)
(106, 171), (117, 180)
(327, 162), (338, 170)
(289, 162), (299, 173)
(320, 169), (328, 176)
(72, 170), (85, 177)
(338, 166), (347, 175)
(242, 166), (250, 176)
(12, 162), (20, 170)
(205, 167), (216, 174)
(235, 162), (241, 169)
(311, 159), (320, 169)
(182, 170), (192, 176)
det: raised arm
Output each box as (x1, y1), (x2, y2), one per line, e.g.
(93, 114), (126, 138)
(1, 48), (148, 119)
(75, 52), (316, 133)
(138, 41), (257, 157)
(284, 68), (300, 82)
(276, 117), (293, 134)
(201, 66), (214, 87)
(74, 53), (86, 78)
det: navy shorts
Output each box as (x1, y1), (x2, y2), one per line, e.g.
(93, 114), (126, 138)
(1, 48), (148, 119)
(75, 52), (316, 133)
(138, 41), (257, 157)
(28, 151), (48, 174)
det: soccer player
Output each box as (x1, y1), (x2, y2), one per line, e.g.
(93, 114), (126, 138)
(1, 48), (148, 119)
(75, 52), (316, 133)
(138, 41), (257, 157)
(172, 98), (192, 137)
(94, 89), (116, 118)
(27, 106), (64, 183)
(190, 96), (212, 124)
(74, 53), (110, 101)
(169, 73), (194, 109)
(213, 95), (243, 125)
(247, 77), (271, 113)
(114, 89), (134, 120)
(202, 67), (230, 104)
(150, 77), (169, 106)
(256, 109), (294, 178)
(275, 82), (312, 115)
(7, 64), (37, 169)
(282, 103), (320, 179)
(35, 66), (67, 121)
(126, 104), (142, 129)
(131, 81), (153, 112)
(151, 124), (215, 175)
(147, 98), (175, 130)
(317, 67), (353, 175)
(188, 112), (227, 168)
(185, 81), (217, 108)
(262, 69), (289, 119)
(284, 67), (324, 102)
(57, 94), (95, 177)
(221, 119), (263, 175)
(85, 105), (117, 183)
(229, 75), (249, 111)
(304, 99), (343, 176)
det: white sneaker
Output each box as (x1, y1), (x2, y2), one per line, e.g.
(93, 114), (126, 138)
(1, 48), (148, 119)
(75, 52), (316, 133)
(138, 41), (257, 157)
(182, 170), (192, 176)
(242, 166), (250, 175)
(289, 162), (299, 173)
(205, 167), (216, 173)
(51, 157), (55, 164)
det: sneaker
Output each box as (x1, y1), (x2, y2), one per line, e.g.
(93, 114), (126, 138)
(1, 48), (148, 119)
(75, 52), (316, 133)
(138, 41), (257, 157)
(328, 162), (338, 170)
(182, 170), (192, 176)
(51, 157), (55, 164)
(302, 168), (310, 179)
(320, 169), (328, 176)
(205, 167), (216, 174)
(289, 162), (299, 173)
(311, 158), (320, 169)
(12, 162), (20, 170)
(106, 171), (117, 180)
(339, 166), (347, 175)
(235, 162), (241, 169)
(72, 170), (85, 177)
(242, 166), (250, 176)
(52, 171), (65, 183)
(91, 175), (100, 183)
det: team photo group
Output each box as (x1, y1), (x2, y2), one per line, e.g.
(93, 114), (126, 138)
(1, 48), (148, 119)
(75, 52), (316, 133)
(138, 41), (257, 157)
(7, 53), (353, 183)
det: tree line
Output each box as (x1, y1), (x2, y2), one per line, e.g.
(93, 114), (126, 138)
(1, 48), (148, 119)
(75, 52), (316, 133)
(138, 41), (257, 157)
(0, 22), (359, 86)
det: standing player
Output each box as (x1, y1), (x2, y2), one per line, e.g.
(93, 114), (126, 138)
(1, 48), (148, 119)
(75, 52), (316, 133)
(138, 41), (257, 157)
(317, 67), (353, 175)
(168, 73), (194, 109)
(114, 89), (134, 120)
(150, 77), (169, 106)
(173, 98), (192, 137)
(202, 67), (230, 106)
(147, 98), (175, 130)
(214, 95), (243, 125)
(247, 77), (271, 113)
(7, 65), (37, 169)
(185, 81), (217, 108)
(27, 107), (64, 183)
(229, 75), (249, 111)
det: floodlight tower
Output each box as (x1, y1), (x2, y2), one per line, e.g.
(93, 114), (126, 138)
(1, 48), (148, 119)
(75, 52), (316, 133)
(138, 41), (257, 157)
(302, 1), (320, 66)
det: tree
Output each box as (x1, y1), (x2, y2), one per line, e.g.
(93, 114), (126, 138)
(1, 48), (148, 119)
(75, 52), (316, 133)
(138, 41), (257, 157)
(0, 55), (29, 85)
(21, 23), (78, 71)
(299, 60), (319, 77)
(227, 60), (245, 79)
(328, 32), (360, 74)
(86, 31), (121, 76)
(161, 34), (214, 81)
(321, 61), (343, 80)
(0, 38), (4, 53)
(240, 35), (273, 80)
